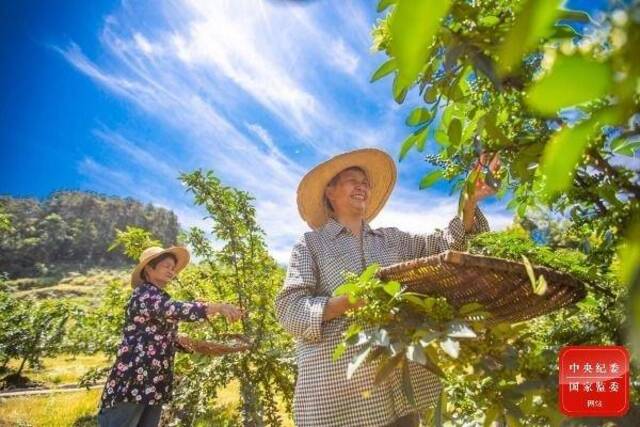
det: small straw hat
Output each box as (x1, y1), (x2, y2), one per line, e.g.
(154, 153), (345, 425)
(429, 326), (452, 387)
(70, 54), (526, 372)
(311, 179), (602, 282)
(296, 148), (396, 230)
(130, 246), (190, 288)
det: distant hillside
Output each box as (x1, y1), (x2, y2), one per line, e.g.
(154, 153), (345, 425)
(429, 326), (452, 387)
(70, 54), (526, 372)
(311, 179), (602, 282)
(0, 191), (179, 278)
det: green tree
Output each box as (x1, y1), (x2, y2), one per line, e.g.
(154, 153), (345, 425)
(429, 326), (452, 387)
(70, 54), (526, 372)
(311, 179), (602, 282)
(166, 170), (295, 426)
(0, 283), (70, 384)
(372, 0), (639, 280)
(348, 1), (640, 424)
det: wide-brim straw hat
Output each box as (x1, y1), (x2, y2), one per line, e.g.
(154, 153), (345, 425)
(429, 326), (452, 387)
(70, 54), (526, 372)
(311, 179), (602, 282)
(130, 246), (190, 288)
(297, 148), (397, 230)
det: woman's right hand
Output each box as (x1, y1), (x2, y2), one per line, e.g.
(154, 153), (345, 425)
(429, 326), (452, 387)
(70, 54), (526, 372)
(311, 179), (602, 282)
(206, 303), (245, 322)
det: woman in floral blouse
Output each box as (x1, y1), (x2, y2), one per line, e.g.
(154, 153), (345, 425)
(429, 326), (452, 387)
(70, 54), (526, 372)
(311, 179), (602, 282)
(98, 246), (243, 427)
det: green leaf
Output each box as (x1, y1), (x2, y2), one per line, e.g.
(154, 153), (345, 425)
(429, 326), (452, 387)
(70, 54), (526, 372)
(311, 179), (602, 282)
(558, 8), (593, 23)
(402, 294), (425, 308)
(361, 263), (379, 282)
(389, 0), (452, 87)
(483, 405), (501, 427)
(417, 331), (441, 347)
(617, 220), (640, 286)
(459, 302), (484, 315)
(383, 281), (401, 296)
(333, 281), (357, 297)
(526, 56), (612, 115)
(419, 170), (443, 190)
(434, 390), (445, 427)
(521, 255), (537, 288)
(448, 118), (462, 146)
(347, 345), (372, 379)
(439, 337), (460, 358)
(534, 274), (548, 296)
(406, 343), (427, 365)
(446, 321), (477, 338)
(374, 353), (404, 385)
(371, 58), (397, 83)
(333, 342), (347, 361)
(612, 136), (640, 156)
(479, 15), (500, 27)
(392, 73), (408, 104)
(374, 329), (390, 347)
(377, 0), (397, 13)
(539, 108), (619, 195)
(497, 0), (563, 75)
(549, 24), (580, 39)
(399, 128), (428, 161)
(406, 107), (432, 126)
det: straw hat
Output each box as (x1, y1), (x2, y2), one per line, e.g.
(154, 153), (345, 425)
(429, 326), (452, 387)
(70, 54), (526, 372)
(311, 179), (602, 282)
(130, 246), (190, 288)
(297, 148), (396, 230)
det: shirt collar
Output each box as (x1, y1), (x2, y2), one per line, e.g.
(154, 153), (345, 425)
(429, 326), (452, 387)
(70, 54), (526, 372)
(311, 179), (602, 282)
(322, 218), (382, 240)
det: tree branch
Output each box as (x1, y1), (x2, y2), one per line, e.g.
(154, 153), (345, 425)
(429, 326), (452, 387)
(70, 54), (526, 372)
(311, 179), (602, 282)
(587, 149), (640, 199)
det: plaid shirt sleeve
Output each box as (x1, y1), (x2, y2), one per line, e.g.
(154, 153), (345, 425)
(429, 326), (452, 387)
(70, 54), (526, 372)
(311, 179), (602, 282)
(275, 237), (329, 343)
(398, 205), (490, 260)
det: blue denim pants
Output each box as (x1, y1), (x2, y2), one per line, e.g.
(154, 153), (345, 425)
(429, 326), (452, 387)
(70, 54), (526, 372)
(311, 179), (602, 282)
(97, 402), (162, 427)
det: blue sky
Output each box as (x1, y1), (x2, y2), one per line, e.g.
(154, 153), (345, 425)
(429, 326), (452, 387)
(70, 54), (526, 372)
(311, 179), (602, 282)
(1, 0), (606, 262)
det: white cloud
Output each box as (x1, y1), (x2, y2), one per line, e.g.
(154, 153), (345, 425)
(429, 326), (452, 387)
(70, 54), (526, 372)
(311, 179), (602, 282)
(64, 0), (514, 264)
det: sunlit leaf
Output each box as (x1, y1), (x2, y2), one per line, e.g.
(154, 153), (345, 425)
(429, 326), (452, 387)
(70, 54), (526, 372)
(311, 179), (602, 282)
(347, 345), (372, 379)
(440, 337), (460, 358)
(377, 0), (397, 13)
(448, 118), (462, 146)
(617, 220), (640, 286)
(446, 321), (477, 338)
(390, 0), (452, 87)
(392, 73), (408, 104)
(406, 107), (432, 126)
(483, 405), (501, 427)
(534, 274), (548, 296)
(405, 344), (426, 366)
(521, 255), (537, 288)
(371, 58), (397, 83)
(458, 302), (484, 315)
(497, 0), (563, 75)
(539, 108), (619, 195)
(333, 342), (347, 361)
(526, 56), (612, 115)
(419, 170), (443, 189)
(383, 281), (401, 296)
(612, 136), (640, 157)
(479, 15), (500, 27)
(399, 127), (428, 161)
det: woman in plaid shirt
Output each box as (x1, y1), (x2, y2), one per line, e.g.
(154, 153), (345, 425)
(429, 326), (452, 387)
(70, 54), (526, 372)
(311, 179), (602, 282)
(276, 149), (499, 426)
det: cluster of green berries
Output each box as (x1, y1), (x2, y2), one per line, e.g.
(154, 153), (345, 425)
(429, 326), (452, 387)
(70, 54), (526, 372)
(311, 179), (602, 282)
(425, 154), (463, 180)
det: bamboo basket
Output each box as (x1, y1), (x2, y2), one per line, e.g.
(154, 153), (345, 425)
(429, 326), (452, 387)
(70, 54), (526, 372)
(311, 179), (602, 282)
(377, 250), (586, 325)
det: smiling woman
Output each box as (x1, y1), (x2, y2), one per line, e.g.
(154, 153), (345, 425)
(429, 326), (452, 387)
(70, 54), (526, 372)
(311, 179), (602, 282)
(96, 246), (244, 427)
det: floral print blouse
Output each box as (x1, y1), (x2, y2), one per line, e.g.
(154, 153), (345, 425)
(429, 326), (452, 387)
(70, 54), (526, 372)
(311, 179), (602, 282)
(100, 282), (207, 409)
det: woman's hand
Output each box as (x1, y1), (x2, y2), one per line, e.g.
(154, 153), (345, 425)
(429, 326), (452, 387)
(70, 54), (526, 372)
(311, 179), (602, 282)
(206, 303), (245, 322)
(472, 152), (502, 201)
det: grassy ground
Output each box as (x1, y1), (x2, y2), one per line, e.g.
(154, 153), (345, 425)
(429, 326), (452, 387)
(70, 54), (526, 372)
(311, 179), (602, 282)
(0, 383), (294, 426)
(4, 354), (110, 387)
(5, 269), (127, 305)
(0, 389), (101, 426)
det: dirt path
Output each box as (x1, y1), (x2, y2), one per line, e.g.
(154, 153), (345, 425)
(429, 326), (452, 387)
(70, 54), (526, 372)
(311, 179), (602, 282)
(0, 383), (104, 398)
